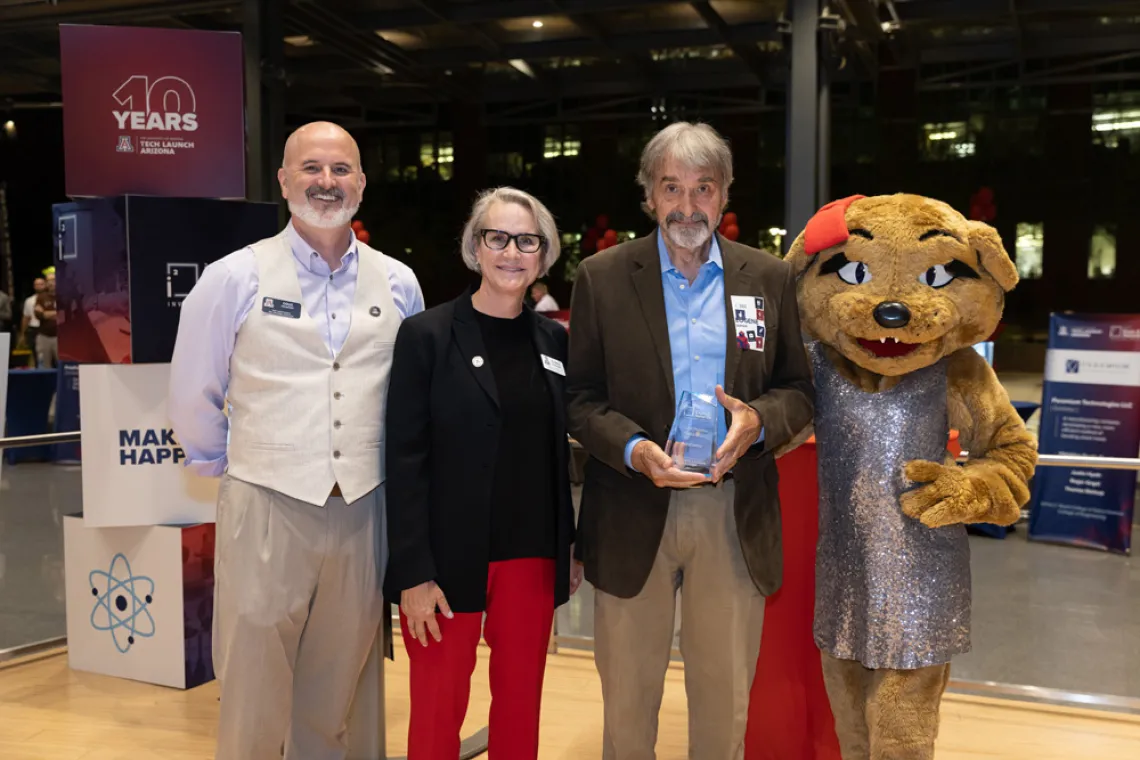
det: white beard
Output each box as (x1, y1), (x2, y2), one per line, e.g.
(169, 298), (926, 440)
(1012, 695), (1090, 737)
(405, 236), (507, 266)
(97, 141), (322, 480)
(666, 221), (711, 250)
(289, 197), (360, 230)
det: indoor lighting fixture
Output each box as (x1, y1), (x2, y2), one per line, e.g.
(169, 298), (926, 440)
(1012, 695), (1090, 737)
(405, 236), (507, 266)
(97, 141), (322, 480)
(532, 20), (544, 28)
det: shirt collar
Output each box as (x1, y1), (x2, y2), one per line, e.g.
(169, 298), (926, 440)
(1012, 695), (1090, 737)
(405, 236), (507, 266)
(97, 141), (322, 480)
(285, 220), (358, 273)
(656, 227), (723, 276)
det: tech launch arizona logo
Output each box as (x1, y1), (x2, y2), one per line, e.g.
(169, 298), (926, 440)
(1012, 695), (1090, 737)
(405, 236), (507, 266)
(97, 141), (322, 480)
(112, 75), (198, 156)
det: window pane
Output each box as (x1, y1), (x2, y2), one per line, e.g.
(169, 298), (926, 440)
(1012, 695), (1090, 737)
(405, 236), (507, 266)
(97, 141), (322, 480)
(1088, 224), (1117, 280)
(1015, 223), (1044, 280)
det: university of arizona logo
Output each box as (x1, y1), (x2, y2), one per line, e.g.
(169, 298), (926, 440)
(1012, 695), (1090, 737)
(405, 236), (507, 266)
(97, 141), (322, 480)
(116, 135), (134, 153)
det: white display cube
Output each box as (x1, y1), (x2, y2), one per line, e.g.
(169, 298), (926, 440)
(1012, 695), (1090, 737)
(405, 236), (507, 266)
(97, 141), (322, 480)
(64, 515), (215, 689)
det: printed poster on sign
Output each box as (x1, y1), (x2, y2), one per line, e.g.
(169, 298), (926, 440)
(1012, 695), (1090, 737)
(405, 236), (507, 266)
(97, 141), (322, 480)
(59, 25), (244, 198)
(1028, 313), (1140, 554)
(731, 295), (766, 352)
(79, 363), (218, 527)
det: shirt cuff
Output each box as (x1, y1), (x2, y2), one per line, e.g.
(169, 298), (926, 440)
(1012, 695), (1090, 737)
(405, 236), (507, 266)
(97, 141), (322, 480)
(755, 426), (765, 446)
(624, 434), (648, 472)
(182, 453), (227, 478)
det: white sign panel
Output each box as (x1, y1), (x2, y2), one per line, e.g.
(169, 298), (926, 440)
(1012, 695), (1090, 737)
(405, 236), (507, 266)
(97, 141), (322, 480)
(79, 363), (218, 527)
(64, 516), (189, 688)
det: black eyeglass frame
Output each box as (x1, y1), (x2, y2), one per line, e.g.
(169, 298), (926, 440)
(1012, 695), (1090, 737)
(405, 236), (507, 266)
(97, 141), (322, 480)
(478, 228), (547, 253)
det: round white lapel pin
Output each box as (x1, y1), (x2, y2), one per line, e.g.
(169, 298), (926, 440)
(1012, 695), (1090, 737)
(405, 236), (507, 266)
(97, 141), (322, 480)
(472, 356), (484, 368)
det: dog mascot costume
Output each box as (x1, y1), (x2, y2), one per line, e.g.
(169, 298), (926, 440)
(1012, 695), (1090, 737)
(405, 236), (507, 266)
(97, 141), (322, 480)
(784, 194), (1038, 760)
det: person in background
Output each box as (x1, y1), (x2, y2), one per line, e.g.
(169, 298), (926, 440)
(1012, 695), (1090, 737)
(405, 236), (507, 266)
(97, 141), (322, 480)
(22, 277), (45, 366)
(384, 186), (581, 760)
(169, 121), (424, 760)
(530, 280), (559, 312)
(33, 275), (58, 368)
(566, 121), (815, 759)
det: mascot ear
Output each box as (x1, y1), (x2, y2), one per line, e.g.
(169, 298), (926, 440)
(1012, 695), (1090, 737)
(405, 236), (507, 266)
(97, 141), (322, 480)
(967, 220), (1019, 292)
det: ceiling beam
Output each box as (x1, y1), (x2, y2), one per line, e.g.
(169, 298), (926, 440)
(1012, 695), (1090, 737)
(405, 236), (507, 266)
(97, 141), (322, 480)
(351, 0), (674, 30)
(410, 22), (782, 68)
(689, 1), (766, 83)
(0, 0), (240, 32)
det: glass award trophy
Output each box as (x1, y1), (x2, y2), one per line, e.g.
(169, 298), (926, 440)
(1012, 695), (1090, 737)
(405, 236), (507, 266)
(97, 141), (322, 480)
(665, 390), (719, 475)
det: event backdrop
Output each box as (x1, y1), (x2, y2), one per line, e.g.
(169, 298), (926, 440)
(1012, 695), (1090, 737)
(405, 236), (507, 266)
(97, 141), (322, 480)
(59, 24), (245, 198)
(53, 196), (279, 364)
(1029, 313), (1140, 554)
(79, 363), (219, 528)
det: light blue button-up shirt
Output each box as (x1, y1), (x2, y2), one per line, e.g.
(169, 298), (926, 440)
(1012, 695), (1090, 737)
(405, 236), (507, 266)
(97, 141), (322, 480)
(624, 228), (729, 470)
(168, 221), (425, 477)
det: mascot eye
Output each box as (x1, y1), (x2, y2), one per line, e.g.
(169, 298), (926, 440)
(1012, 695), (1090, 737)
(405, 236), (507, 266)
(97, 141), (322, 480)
(919, 265), (955, 288)
(837, 260), (872, 285)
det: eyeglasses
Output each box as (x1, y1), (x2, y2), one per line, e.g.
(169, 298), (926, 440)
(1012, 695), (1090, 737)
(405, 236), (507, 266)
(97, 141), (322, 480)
(479, 228), (546, 254)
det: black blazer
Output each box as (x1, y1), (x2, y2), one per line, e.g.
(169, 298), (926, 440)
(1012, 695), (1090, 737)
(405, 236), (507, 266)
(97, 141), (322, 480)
(383, 289), (575, 613)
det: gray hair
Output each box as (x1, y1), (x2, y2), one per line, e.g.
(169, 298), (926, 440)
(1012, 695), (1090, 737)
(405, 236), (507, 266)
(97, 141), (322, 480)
(460, 186), (561, 275)
(636, 121), (734, 217)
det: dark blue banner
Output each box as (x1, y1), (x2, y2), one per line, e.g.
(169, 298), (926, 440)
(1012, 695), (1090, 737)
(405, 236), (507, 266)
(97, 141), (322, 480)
(55, 362), (82, 463)
(1028, 313), (1140, 554)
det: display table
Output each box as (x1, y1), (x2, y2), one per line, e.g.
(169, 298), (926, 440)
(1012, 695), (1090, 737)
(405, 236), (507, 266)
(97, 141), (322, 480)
(5, 368), (58, 463)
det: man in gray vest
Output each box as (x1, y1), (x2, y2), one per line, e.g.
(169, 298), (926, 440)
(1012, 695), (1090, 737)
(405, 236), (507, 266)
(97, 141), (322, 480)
(169, 121), (424, 760)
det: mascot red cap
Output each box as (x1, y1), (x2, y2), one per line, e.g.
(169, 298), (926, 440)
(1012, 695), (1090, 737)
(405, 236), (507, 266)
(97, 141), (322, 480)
(803, 195), (866, 256)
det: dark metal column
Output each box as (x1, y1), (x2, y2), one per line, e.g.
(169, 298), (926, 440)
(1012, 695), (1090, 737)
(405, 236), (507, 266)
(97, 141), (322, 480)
(817, 72), (831, 207)
(785, 0), (820, 250)
(243, 0), (285, 203)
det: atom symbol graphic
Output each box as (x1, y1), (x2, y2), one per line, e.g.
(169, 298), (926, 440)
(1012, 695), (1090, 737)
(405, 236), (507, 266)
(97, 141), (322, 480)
(89, 553), (155, 654)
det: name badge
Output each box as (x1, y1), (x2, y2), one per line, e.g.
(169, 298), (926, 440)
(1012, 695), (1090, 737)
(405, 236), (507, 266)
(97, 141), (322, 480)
(541, 355), (565, 376)
(731, 295), (766, 352)
(262, 297), (301, 319)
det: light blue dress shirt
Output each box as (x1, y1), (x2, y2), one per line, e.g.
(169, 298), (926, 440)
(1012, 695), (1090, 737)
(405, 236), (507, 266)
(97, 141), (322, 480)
(168, 221), (425, 477)
(624, 228), (729, 470)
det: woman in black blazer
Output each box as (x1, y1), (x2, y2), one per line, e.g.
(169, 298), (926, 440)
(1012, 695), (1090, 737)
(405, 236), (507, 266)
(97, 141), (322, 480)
(384, 186), (581, 760)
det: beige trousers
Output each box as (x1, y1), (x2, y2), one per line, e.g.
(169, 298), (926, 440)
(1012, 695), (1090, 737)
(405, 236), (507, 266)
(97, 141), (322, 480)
(594, 480), (766, 760)
(212, 474), (386, 760)
(820, 652), (952, 760)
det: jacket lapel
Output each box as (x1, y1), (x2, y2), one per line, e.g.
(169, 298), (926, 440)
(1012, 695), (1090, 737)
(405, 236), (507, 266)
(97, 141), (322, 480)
(720, 235), (755, 399)
(452, 290), (499, 409)
(629, 233), (676, 402)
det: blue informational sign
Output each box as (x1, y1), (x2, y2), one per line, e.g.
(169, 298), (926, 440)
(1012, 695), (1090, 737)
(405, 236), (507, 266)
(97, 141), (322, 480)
(1028, 313), (1140, 554)
(55, 362), (81, 463)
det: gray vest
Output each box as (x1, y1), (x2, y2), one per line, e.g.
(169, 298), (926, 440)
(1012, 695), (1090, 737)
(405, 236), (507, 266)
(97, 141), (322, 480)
(810, 342), (971, 670)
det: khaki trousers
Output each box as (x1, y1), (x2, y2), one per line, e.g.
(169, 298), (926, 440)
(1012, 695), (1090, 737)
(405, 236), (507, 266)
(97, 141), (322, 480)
(212, 474), (386, 760)
(820, 652), (951, 760)
(594, 480), (766, 760)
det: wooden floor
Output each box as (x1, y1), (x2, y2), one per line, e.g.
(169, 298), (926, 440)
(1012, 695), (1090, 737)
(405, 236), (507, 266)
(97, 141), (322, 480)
(2, 645), (1138, 759)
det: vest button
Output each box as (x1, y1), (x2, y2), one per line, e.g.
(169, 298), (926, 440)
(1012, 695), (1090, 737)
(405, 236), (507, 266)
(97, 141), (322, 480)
(334, 420), (342, 429)
(334, 392), (342, 400)
(333, 450), (341, 459)
(333, 362), (341, 370)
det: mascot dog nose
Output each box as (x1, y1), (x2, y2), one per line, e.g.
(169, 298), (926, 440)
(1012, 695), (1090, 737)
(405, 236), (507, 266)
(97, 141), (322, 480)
(873, 301), (911, 328)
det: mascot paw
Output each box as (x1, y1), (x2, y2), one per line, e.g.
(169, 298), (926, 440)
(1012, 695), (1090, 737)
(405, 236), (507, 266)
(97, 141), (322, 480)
(900, 460), (986, 528)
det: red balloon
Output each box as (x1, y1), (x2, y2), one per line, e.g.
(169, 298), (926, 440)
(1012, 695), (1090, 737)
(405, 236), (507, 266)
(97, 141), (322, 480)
(356, 229), (371, 243)
(584, 227), (600, 241)
(596, 214), (609, 230)
(722, 212), (737, 227)
(604, 229), (617, 243)
(596, 238), (610, 251)
(351, 220), (365, 232)
(723, 224), (740, 241)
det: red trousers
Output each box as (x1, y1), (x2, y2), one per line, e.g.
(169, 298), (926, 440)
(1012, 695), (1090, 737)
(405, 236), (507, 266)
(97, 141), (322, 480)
(400, 558), (556, 760)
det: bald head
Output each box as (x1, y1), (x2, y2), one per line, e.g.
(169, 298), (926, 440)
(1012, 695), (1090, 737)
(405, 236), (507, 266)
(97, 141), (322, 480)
(278, 121), (366, 232)
(282, 121), (361, 171)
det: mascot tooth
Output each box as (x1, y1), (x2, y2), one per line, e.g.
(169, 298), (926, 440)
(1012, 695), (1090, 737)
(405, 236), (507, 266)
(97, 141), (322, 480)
(785, 194), (1038, 760)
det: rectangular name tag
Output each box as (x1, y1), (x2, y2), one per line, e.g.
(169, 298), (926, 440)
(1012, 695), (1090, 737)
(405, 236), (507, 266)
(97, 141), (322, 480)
(261, 297), (301, 319)
(731, 295), (766, 352)
(541, 355), (566, 376)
